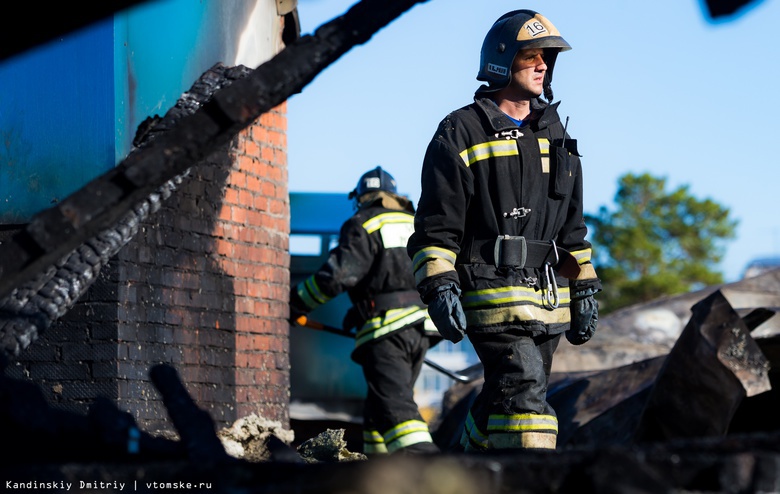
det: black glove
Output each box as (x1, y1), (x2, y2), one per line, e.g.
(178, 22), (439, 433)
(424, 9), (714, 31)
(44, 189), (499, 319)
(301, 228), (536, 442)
(566, 286), (599, 345)
(289, 286), (309, 324)
(426, 283), (467, 343)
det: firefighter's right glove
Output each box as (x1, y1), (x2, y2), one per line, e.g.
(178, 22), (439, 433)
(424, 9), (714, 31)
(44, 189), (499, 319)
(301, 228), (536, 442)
(426, 283), (467, 343)
(566, 287), (599, 345)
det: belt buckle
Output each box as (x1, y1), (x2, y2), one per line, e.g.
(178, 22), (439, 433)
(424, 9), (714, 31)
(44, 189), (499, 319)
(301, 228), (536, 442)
(494, 235), (527, 268)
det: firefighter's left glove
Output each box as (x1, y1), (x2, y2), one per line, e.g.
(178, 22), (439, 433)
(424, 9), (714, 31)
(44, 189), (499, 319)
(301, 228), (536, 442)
(566, 286), (599, 346)
(426, 283), (467, 343)
(289, 286), (309, 325)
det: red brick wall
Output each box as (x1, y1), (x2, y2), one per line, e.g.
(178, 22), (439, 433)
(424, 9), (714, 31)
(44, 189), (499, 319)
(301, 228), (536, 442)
(217, 104), (290, 423)
(8, 103), (291, 434)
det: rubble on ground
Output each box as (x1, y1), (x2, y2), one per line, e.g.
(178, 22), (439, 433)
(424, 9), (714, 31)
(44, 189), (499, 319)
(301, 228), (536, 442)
(297, 428), (367, 463)
(218, 413), (296, 462)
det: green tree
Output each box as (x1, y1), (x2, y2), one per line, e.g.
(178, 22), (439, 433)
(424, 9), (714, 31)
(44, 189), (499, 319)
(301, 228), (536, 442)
(585, 172), (738, 314)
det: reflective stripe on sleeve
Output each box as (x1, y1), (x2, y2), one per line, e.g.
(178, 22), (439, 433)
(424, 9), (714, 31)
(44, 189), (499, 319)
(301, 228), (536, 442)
(412, 246), (457, 272)
(412, 247), (457, 285)
(296, 275), (332, 310)
(570, 248), (592, 264)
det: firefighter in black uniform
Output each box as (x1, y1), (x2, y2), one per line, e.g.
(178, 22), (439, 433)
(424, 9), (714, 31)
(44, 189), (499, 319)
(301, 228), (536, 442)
(407, 10), (600, 452)
(290, 167), (441, 455)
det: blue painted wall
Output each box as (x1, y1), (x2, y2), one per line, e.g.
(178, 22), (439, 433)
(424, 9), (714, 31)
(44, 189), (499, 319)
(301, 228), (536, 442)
(0, 0), (270, 223)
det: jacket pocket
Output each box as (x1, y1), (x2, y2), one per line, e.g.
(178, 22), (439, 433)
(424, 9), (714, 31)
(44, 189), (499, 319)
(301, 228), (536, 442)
(550, 138), (580, 199)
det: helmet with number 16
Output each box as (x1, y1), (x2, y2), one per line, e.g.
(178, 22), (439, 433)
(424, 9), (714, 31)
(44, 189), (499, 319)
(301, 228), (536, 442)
(477, 10), (571, 101)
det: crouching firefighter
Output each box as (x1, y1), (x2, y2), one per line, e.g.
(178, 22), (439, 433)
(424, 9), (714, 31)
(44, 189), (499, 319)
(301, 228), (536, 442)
(290, 166), (441, 456)
(407, 10), (601, 452)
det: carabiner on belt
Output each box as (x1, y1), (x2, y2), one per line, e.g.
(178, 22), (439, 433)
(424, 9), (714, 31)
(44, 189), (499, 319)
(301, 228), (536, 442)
(542, 240), (560, 310)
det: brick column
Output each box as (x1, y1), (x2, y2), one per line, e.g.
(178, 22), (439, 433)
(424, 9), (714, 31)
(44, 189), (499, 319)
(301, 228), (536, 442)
(8, 103), (291, 434)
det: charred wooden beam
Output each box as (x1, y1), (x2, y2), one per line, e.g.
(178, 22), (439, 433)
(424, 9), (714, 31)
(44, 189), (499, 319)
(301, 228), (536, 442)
(703, 0), (759, 18)
(149, 364), (233, 464)
(0, 64), (248, 358)
(0, 0), (429, 302)
(633, 289), (772, 443)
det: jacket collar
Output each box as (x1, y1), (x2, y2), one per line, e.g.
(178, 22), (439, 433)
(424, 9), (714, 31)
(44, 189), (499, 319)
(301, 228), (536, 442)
(358, 191), (415, 213)
(473, 94), (561, 134)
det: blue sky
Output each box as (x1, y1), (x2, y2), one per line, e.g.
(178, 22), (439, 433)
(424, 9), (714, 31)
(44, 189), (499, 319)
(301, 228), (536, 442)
(287, 0), (779, 282)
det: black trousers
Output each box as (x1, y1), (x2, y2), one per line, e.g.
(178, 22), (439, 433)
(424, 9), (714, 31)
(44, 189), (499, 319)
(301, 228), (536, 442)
(466, 329), (561, 448)
(354, 324), (438, 454)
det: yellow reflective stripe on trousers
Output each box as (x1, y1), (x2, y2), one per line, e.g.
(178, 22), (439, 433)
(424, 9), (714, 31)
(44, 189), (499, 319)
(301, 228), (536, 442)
(487, 413), (558, 434)
(459, 140), (519, 167)
(362, 212), (413, 234)
(297, 275), (331, 309)
(383, 420), (433, 453)
(460, 411), (488, 451)
(363, 429), (388, 454)
(355, 307), (426, 347)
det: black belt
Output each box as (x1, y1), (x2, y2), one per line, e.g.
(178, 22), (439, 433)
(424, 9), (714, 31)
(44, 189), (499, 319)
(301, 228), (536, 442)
(460, 236), (581, 279)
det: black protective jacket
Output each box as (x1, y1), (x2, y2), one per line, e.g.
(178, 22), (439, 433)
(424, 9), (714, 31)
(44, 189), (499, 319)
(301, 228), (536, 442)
(407, 95), (600, 335)
(292, 193), (437, 349)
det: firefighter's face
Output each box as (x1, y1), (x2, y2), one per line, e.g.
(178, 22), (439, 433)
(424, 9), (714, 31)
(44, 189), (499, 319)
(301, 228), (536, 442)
(509, 48), (547, 98)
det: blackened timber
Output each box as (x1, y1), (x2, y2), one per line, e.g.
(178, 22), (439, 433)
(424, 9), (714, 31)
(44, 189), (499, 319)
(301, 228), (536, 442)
(0, 0), (430, 301)
(632, 290), (771, 444)
(149, 364), (233, 464)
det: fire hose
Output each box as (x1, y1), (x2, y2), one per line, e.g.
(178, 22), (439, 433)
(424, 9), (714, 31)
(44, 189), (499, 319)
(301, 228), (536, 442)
(293, 315), (473, 383)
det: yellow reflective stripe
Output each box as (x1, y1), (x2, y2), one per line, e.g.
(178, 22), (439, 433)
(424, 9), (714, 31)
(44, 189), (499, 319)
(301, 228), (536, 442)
(465, 304), (571, 326)
(363, 429), (385, 444)
(459, 140), (519, 166)
(538, 138), (550, 155)
(355, 307), (426, 347)
(384, 420), (433, 453)
(383, 420), (430, 443)
(363, 442), (388, 454)
(296, 275), (331, 309)
(460, 411), (488, 450)
(462, 285), (571, 308)
(412, 246), (457, 272)
(539, 138), (550, 173)
(386, 431), (434, 453)
(487, 413), (558, 433)
(570, 248), (592, 264)
(362, 212), (413, 234)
